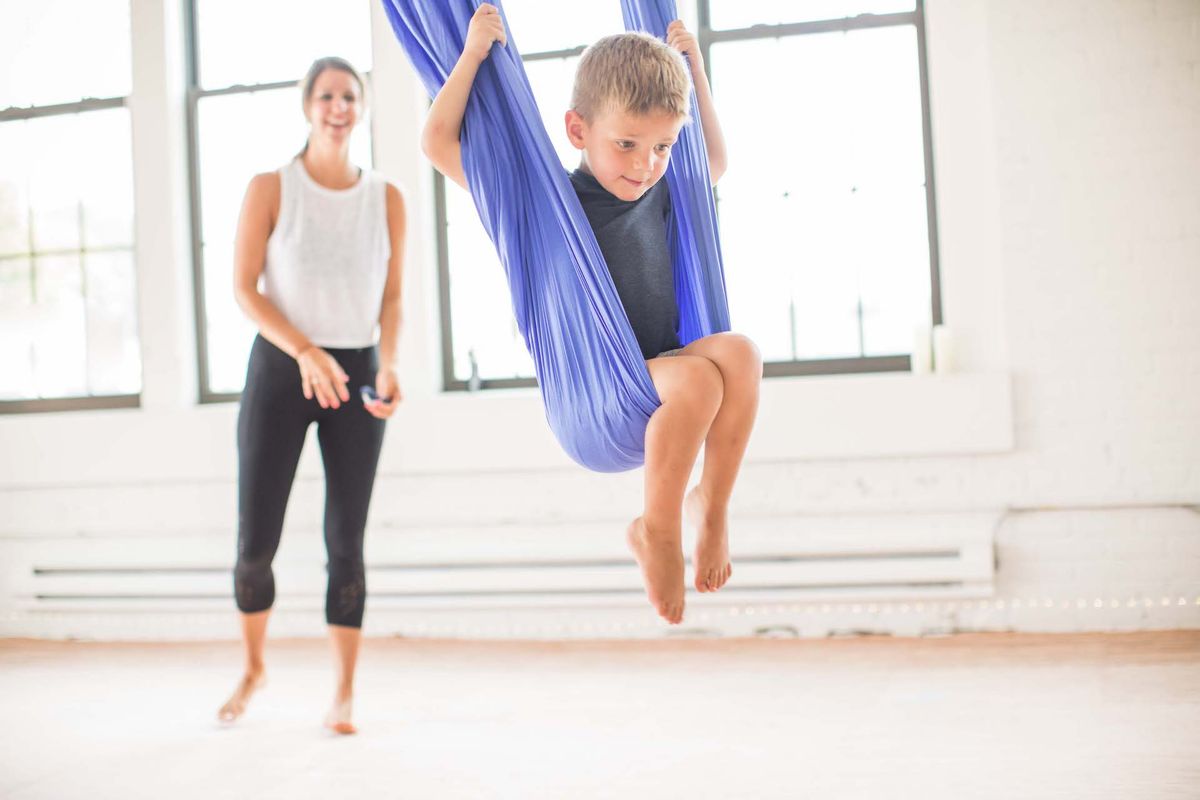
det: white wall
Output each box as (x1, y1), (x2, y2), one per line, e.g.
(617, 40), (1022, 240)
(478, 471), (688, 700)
(1, 0), (1197, 639)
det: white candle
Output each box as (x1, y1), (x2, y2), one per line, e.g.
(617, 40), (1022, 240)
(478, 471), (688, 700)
(933, 325), (955, 374)
(911, 325), (932, 374)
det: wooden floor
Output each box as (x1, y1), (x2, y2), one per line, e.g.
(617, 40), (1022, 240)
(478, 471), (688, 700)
(1, 631), (1198, 799)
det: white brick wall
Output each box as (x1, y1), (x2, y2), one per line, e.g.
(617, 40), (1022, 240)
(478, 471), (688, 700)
(0, 0), (1197, 638)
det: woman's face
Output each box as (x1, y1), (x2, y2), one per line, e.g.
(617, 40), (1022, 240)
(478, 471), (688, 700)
(304, 68), (363, 147)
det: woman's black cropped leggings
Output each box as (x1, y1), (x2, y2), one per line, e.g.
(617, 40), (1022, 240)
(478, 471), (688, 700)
(234, 335), (385, 628)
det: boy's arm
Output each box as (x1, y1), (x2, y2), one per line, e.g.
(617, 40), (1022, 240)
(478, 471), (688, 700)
(420, 3), (507, 191)
(667, 21), (728, 186)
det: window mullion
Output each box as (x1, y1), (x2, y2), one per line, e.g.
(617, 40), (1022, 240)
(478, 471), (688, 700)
(0, 96), (126, 123)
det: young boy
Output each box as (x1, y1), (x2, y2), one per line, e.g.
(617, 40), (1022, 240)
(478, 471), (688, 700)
(422, 4), (761, 624)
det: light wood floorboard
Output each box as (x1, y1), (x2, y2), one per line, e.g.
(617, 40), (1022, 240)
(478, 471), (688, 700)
(1, 631), (1197, 799)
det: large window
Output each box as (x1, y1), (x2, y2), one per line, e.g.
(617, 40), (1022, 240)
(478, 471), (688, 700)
(187, 0), (374, 399)
(0, 0), (141, 413)
(436, 0), (940, 389)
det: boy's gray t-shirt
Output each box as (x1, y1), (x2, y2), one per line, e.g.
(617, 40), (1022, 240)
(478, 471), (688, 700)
(570, 169), (680, 360)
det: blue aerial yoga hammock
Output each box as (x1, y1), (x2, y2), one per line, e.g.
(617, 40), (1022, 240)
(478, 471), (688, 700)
(381, 0), (730, 472)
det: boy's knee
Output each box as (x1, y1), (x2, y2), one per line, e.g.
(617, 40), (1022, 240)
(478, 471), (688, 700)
(719, 333), (762, 373)
(664, 356), (723, 412)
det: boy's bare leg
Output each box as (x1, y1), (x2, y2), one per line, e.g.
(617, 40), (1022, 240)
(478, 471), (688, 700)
(678, 333), (762, 592)
(629, 355), (724, 624)
(217, 610), (270, 723)
(324, 624), (361, 735)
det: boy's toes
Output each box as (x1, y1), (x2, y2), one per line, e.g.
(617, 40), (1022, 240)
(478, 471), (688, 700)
(700, 566), (725, 592)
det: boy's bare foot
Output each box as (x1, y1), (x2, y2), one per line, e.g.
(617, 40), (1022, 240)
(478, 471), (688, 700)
(217, 670), (266, 723)
(686, 487), (732, 592)
(626, 517), (686, 624)
(324, 695), (356, 735)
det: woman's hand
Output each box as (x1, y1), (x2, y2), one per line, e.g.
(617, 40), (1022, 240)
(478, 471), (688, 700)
(365, 366), (402, 420)
(667, 20), (703, 72)
(464, 4), (507, 63)
(297, 346), (350, 409)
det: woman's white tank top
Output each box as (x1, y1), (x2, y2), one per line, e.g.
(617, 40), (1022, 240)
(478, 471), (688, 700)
(262, 158), (391, 349)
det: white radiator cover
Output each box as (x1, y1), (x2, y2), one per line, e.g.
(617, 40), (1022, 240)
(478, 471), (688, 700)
(1, 513), (997, 640)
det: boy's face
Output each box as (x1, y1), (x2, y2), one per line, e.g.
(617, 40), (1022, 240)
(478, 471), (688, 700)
(565, 107), (686, 201)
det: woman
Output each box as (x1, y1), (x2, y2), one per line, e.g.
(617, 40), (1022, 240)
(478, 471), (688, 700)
(218, 57), (406, 735)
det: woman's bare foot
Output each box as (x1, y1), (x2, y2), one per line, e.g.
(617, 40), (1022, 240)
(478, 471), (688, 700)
(217, 670), (266, 723)
(686, 487), (732, 592)
(324, 694), (356, 735)
(626, 517), (686, 624)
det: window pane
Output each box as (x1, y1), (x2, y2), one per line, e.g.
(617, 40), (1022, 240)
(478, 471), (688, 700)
(445, 185), (534, 382)
(856, 185), (931, 355)
(0, 124), (31, 256)
(717, 188), (810, 362)
(203, 239), (255, 394)
(31, 254), (89, 398)
(84, 250), (141, 395)
(0, 0), (131, 107)
(197, 87), (373, 394)
(524, 57), (582, 170)
(709, 0), (915, 30)
(442, 55), (585, 383)
(712, 25), (931, 361)
(501, 1), (624, 54)
(195, 0), (372, 89)
(80, 114), (136, 249)
(27, 113), (85, 253)
(0, 258), (35, 399)
(0, 108), (140, 402)
(0, 109), (135, 254)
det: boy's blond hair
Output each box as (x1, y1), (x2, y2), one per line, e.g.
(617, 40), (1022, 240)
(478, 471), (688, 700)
(571, 32), (691, 122)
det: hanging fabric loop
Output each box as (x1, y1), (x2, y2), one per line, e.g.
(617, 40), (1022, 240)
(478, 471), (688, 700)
(382, 0), (730, 472)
